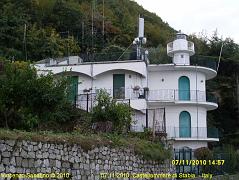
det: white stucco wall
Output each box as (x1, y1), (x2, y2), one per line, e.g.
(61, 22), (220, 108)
(165, 105), (207, 138)
(92, 61), (147, 78)
(173, 141), (208, 150)
(93, 69), (146, 95)
(146, 105), (207, 136)
(77, 75), (92, 93)
(148, 70), (206, 92)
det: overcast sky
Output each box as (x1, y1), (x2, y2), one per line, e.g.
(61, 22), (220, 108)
(134, 0), (239, 43)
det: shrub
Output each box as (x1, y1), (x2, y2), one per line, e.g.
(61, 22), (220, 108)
(91, 89), (132, 133)
(194, 147), (213, 160)
(0, 60), (78, 131)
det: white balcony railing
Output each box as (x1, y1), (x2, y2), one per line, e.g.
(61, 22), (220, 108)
(147, 89), (217, 103)
(167, 127), (219, 139)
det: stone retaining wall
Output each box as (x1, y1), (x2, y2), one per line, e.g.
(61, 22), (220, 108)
(0, 139), (175, 180)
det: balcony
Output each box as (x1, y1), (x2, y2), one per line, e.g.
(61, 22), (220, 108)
(147, 89), (217, 104)
(76, 88), (146, 112)
(130, 125), (166, 134)
(168, 127), (219, 139)
(90, 88), (146, 100)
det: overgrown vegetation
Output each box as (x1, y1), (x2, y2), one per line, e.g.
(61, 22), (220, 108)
(91, 90), (132, 133)
(0, 60), (81, 131)
(0, 128), (171, 162)
(193, 146), (239, 174)
(213, 145), (239, 173)
(0, 0), (175, 61)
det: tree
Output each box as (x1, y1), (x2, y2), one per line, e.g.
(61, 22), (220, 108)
(26, 25), (80, 60)
(0, 60), (75, 130)
(148, 45), (171, 64)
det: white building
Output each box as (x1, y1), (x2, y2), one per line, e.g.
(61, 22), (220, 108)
(35, 32), (219, 153)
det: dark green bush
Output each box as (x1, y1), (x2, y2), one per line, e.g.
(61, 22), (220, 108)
(194, 147), (213, 160)
(91, 89), (132, 133)
(0, 60), (78, 130)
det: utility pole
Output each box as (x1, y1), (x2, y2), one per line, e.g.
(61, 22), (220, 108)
(23, 24), (27, 61)
(237, 72), (239, 120)
(82, 21), (84, 46)
(217, 42), (224, 72)
(67, 30), (70, 57)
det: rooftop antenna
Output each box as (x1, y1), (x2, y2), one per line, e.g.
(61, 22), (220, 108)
(133, 15), (147, 60)
(217, 42), (224, 72)
(116, 16), (145, 61)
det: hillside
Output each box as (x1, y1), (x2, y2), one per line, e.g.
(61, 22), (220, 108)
(0, 0), (238, 148)
(0, 0), (175, 61)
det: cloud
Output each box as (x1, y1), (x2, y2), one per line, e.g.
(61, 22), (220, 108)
(134, 0), (239, 43)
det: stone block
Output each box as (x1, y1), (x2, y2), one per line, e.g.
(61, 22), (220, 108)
(28, 159), (34, 168)
(2, 151), (10, 158)
(0, 144), (7, 152)
(5, 140), (15, 147)
(43, 159), (50, 167)
(62, 162), (70, 168)
(73, 163), (79, 169)
(16, 157), (22, 166)
(22, 159), (29, 168)
(0, 164), (5, 172)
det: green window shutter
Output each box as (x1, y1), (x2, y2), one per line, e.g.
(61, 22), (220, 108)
(113, 74), (125, 99)
(179, 111), (191, 137)
(179, 76), (190, 100)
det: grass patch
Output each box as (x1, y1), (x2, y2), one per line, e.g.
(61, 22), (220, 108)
(0, 129), (172, 162)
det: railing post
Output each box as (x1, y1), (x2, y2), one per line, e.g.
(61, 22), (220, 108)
(86, 93), (89, 113)
(146, 109), (148, 128)
(174, 89), (176, 101)
(197, 126), (199, 138)
(74, 94), (77, 108)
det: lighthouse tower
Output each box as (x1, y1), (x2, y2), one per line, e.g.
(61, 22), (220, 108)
(163, 32), (219, 150)
(147, 30), (219, 154)
(167, 31), (195, 65)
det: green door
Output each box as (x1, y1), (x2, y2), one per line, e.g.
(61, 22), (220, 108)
(113, 74), (125, 99)
(179, 111), (191, 137)
(179, 76), (190, 100)
(68, 76), (78, 105)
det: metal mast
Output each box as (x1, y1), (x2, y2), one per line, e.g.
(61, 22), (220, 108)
(91, 0), (95, 52)
(102, 0), (105, 47)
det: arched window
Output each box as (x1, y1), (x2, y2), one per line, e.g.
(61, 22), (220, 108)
(179, 111), (191, 137)
(178, 76), (190, 100)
